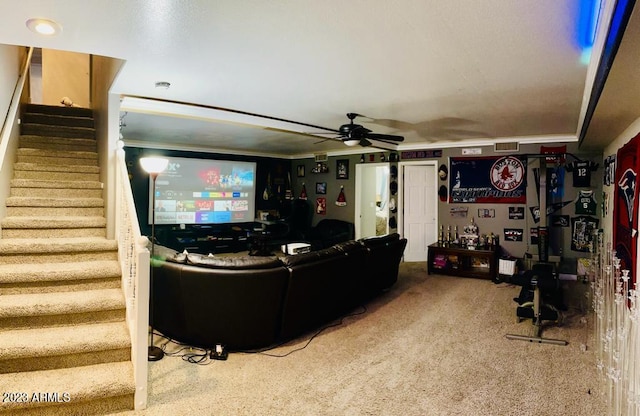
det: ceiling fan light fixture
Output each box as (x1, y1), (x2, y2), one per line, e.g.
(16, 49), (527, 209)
(344, 139), (360, 147)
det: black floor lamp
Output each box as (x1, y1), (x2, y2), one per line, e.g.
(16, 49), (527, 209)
(140, 156), (169, 362)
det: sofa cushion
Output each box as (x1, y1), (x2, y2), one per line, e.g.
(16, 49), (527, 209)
(359, 233), (400, 248)
(279, 247), (341, 268)
(150, 243), (188, 263)
(186, 253), (282, 269)
(333, 240), (364, 253)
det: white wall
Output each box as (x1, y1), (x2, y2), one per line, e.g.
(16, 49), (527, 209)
(0, 44), (23, 228)
(91, 54), (125, 239)
(0, 44), (20, 130)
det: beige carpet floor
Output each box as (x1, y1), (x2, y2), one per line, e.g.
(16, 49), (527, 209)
(113, 262), (606, 416)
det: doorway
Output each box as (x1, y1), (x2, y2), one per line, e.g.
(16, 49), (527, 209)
(355, 163), (390, 239)
(398, 162), (438, 262)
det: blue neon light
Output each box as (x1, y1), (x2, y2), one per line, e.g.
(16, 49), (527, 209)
(577, 0), (602, 49)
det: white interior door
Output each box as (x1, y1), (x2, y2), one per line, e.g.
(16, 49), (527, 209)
(402, 163), (438, 262)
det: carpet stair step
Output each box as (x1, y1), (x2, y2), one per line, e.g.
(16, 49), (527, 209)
(6, 205), (104, 217)
(22, 112), (95, 128)
(0, 260), (121, 295)
(20, 123), (95, 139)
(25, 103), (94, 118)
(0, 236), (117, 254)
(10, 178), (102, 190)
(14, 162), (100, 175)
(19, 135), (97, 152)
(0, 288), (126, 330)
(10, 186), (103, 198)
(5, 196), (104, 208)
(16, 154), (98, 167)
(1, 215), (106, 229)
(13, 169), (99, 182)
(0, 237), (117, 264)
(16, 148), (97, 167)
(0, 361), (134, 415)
(1, 227), (106, 239)
(16, 147), (97, 159)
(0, 321), (130, 373)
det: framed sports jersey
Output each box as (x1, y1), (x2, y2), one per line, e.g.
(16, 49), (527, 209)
(604, 154), (616, 186)
(575, 190), (597, 215)
(571, 216), (599, 252)
(566, 159), (598, 187)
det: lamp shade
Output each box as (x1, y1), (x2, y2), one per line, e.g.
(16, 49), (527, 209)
(140, 157), (169, 174)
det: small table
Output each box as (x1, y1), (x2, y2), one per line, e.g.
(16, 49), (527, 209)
(427, 243), (498, 280)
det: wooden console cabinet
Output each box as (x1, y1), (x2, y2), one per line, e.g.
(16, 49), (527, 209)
(427, 243), (498, 280)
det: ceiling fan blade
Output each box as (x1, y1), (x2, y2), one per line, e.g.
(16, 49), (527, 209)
(369, 138), (402, 146)
(368, 141), (398, 151)
(366, 133), (404, 142)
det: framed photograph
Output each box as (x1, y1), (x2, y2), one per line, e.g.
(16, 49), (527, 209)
(316, 182), (327, 194)
(316, 197), (327, 215)
(508, 207), (524, 220)
(336, 159), (349, 179)
(478, 208), (495, 218)
(297, 164), (305, 177)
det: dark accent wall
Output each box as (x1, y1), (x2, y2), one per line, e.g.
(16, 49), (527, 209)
(125, 146), (291, 238)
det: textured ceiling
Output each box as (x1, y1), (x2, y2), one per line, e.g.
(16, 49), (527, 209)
(0, 0), (625, 157)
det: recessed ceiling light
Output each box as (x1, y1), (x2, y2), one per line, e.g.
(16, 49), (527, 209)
(26, 18), (62, 36)
(155, 81), (171, 89)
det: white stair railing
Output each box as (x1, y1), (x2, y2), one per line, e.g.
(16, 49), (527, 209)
(115, 140), (149, 410)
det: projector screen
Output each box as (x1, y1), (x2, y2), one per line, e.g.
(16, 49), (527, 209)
(148, 156), (257, 225)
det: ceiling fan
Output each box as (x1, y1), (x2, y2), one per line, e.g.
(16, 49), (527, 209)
(316, 113), (405, 148)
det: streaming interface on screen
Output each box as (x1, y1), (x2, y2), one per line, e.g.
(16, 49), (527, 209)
(149, 157), (257, 225)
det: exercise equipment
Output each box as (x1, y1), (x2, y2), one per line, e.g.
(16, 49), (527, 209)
(506, 263), (568, 346)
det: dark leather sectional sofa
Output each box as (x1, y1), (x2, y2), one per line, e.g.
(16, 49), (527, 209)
(151, 233), (407, 350)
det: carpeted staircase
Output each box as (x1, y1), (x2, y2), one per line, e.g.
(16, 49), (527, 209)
(0, 104), (135, 415)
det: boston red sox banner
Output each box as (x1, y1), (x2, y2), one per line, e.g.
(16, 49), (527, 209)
(449, 156), (527, 204)
(613, 133), (640, 287)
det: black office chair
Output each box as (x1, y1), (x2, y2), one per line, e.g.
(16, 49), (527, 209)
(506, 263), (568, 345)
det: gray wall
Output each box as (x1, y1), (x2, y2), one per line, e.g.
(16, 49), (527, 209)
(291, 142), (604, 262)
(434, 143), (602, 259)
(291, 153), (370, 226)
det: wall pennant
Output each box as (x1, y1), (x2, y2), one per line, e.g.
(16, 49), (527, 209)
(335, 185), (347, 206)
(299, 183), (307, 200)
